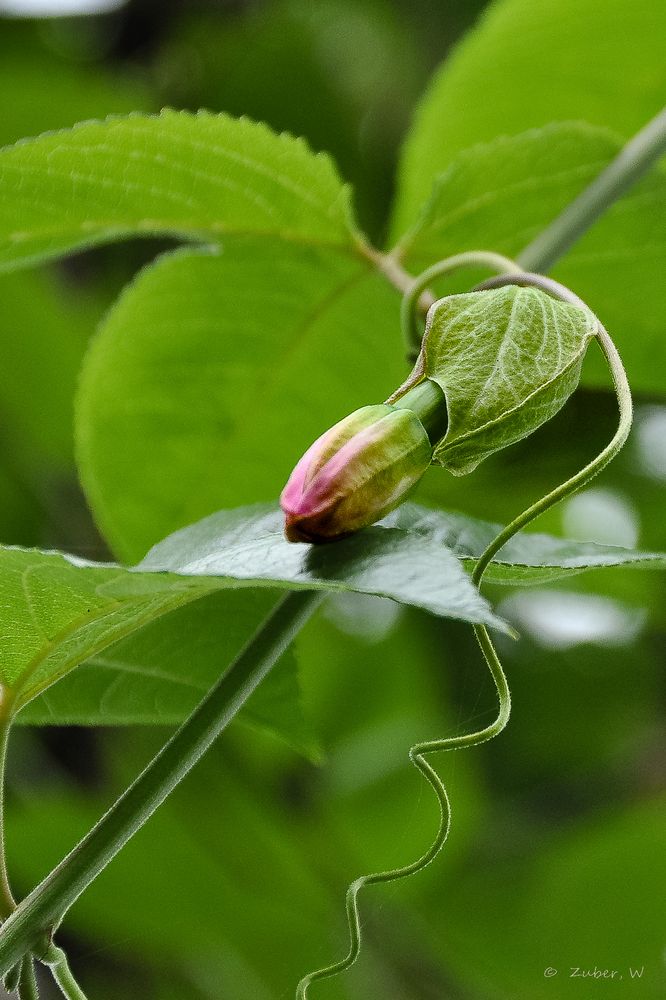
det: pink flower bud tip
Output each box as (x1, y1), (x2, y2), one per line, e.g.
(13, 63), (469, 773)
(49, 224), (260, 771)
(280, 404), (433, 544)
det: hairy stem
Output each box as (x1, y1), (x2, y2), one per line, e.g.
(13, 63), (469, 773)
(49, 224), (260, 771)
(17, 958), (39, 1000)
(0, 592), (322, 976)
(43, 947), (87, 1000)
(518, 106), (666, 272)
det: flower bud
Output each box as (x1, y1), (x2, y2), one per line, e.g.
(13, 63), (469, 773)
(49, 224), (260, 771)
(281, 403), (433, 543)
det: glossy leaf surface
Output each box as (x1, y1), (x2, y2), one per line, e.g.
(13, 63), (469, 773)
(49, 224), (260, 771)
(6, 500), (664, 725)
(0, 503), (505, 722)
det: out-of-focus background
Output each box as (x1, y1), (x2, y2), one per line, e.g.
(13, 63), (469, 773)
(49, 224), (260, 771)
(0, 0), (664, 997)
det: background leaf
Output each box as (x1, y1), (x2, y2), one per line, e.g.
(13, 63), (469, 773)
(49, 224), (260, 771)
(0, 21), (153, 150)
(0, 269), (96, 472)
(391, 123), (666, 393)
(392, 0), (666, 235)
(5, 743), (342, 1000)
(436, 796), (666, 998)
(75, 243), (403, 560)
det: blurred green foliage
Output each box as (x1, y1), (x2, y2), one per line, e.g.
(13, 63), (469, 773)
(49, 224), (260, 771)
(0, 1), (664, 998)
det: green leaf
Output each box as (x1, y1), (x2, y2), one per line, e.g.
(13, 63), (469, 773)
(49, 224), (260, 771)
(0, 503), (506, 721)
(4, 499), (661, 726)
(17, 591), (318, 759)
(417, 286), (595, 474)
(0, 110), (358, 273)
(391, 123), (666, 393)
(0, 545), (216, 714)
(136, 504), (502, 626)
(389, 504), (666, 584)
(75, 243), (403, 561)
(393, 0), (666, 235)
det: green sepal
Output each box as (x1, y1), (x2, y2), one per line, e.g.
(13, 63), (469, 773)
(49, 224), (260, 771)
(418, 286), (595, 474)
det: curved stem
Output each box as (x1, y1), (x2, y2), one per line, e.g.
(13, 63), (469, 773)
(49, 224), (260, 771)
(0, 714), (16, 919)
(518, 106), (666, 272)
(400, 250), (523, 356)
(0, 591), (322, 977)
(296, 621), (510, 1000)
(43, 947), (87, 1000)
(469, 272), (632, 584)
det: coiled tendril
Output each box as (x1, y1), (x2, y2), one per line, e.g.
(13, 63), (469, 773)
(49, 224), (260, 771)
(296, 263), (632, 999)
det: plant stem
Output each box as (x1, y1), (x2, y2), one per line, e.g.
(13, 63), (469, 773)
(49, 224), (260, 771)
(17, 957), (39, 1000)
(0, 591), (322, 977)
(0, 714), (16, 918)
(43, 947), (87, 1000)
(518, 106), (666, 272)
(399, 251), (522, 356)
(296, 617), (511, 999)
